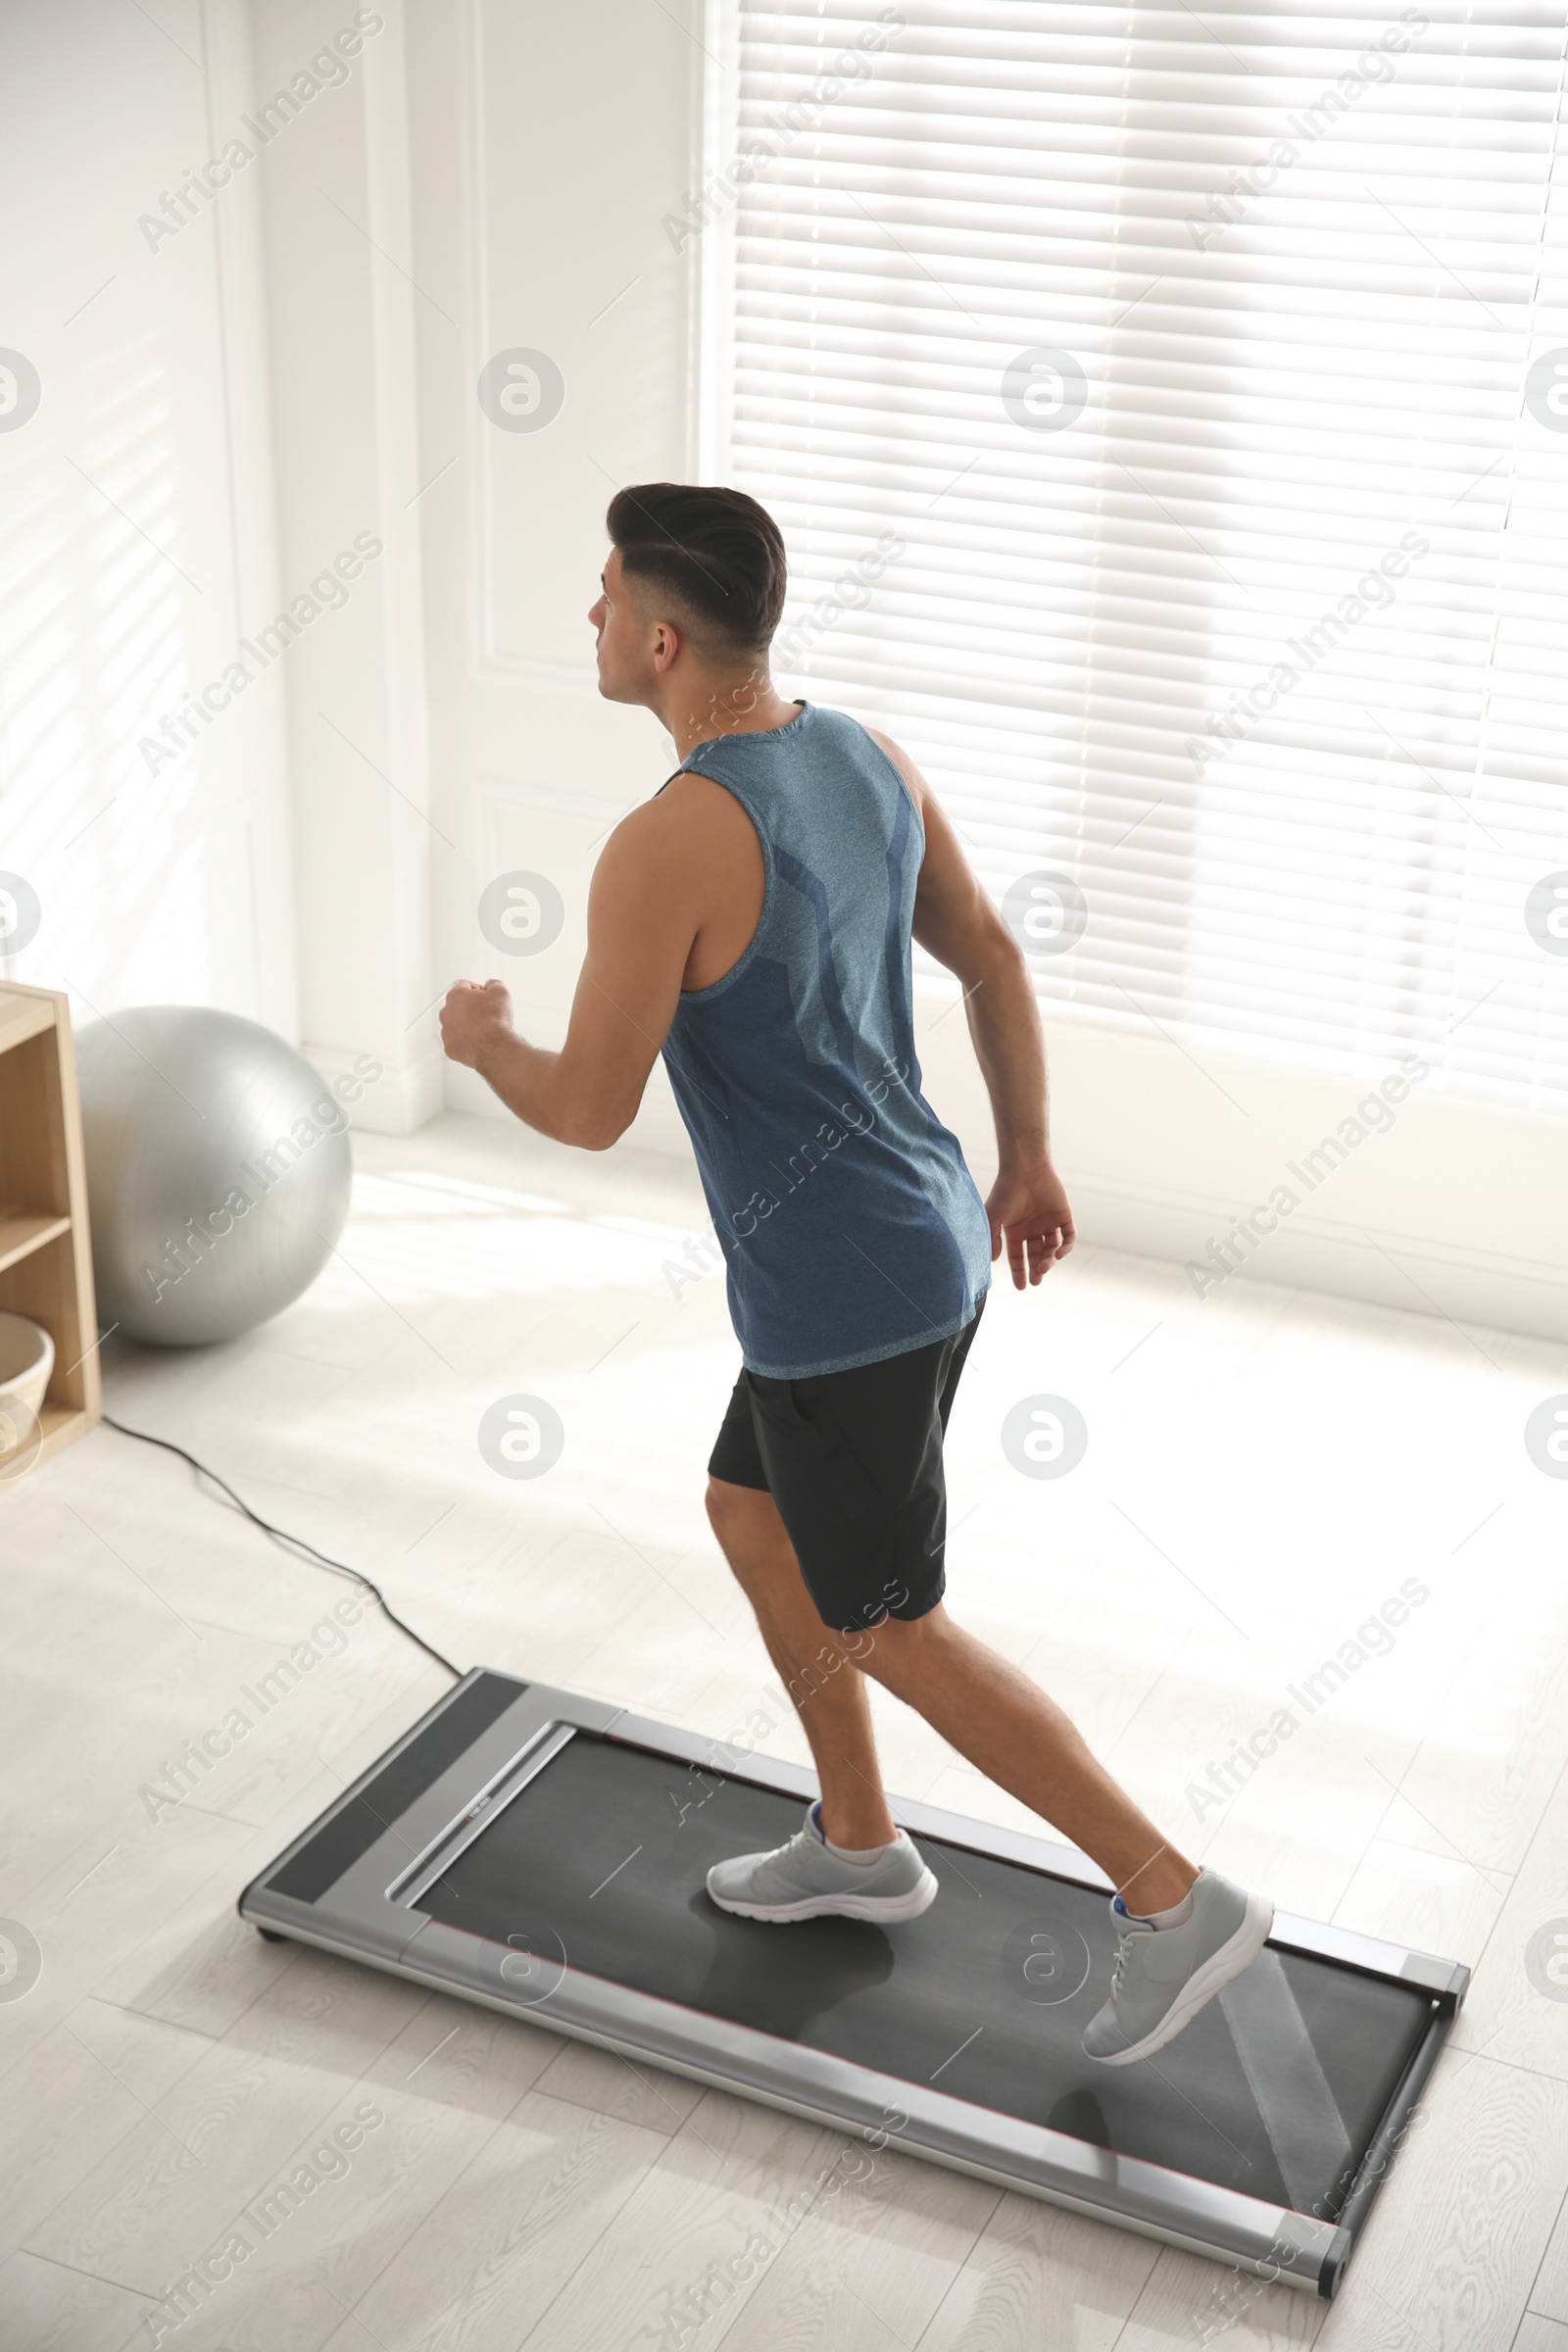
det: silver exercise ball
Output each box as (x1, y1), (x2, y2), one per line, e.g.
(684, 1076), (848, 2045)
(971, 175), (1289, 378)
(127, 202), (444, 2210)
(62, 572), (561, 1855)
(76, 1006), (352, 1347)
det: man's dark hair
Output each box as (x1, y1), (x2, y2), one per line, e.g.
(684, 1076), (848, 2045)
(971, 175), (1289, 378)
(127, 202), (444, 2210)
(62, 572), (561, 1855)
(606, 482), (787, 657)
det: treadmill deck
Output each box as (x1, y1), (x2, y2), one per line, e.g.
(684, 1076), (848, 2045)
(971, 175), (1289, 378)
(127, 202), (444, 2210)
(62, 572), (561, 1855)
(239, 1670), (1466, 2297)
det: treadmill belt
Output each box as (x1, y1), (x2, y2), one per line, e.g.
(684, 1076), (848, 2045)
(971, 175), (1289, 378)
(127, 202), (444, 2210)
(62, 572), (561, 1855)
(418, 1731), (1432, 2216)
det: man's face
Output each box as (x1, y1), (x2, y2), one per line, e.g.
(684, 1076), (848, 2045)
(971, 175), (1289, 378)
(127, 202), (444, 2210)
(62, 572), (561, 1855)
(590, 546), (662, 704)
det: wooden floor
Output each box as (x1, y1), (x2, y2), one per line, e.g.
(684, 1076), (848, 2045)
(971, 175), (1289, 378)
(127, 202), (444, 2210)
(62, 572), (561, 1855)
(3, 1108), (1567, 2352)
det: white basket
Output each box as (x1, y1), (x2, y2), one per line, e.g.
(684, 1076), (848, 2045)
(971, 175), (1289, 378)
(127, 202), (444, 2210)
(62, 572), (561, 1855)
(0, 1312), (54, 1461)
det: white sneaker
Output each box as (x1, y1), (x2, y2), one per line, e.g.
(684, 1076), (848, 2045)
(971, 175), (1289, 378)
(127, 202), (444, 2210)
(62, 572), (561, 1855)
(1081, 1869), (1275, 2065)
(706, 1802), (939, 1924)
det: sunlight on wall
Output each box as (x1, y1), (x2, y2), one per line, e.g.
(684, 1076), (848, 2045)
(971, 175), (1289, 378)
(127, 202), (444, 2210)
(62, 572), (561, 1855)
(0, 329), (247, 1012)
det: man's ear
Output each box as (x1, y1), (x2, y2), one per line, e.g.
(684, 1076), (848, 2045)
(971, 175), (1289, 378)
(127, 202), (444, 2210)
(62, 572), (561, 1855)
(652, 619), (683, 673)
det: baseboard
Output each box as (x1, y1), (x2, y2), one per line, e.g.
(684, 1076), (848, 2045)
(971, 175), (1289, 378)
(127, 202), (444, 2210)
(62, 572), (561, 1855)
(916, 989), (1568, 1347)
(306, 1038), (445, 1138)
(1066, 1169), (1568, 1344)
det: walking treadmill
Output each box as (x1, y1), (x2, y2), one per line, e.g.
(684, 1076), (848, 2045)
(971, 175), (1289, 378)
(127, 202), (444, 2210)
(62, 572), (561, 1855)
(238, 1670), (1465, 2297)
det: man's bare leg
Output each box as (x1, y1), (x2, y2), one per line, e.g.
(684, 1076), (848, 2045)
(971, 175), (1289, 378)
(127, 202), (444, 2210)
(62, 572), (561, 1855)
(855, 1603), (1198, 1915)
(708, 1476), (1197, 1915)
(707, 1478), (899, 1849)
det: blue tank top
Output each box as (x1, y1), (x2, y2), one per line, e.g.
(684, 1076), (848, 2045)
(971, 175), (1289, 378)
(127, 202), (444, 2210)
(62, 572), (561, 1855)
(661, 703), (992, 1379)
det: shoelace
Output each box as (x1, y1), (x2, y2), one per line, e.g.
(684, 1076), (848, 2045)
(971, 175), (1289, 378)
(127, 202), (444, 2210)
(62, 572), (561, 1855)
(765, 1823), (819, 1871)
(1108, 1919), (1152, 1998)
(768, 1816), (889, 1876)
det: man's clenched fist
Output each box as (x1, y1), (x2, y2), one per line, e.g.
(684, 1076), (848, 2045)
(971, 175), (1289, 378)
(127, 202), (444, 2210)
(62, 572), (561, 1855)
(439, 977), (514, 1070)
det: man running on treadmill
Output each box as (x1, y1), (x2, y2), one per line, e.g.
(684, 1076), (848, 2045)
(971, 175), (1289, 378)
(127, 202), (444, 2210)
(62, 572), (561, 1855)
(439, 483), (1273, 2065)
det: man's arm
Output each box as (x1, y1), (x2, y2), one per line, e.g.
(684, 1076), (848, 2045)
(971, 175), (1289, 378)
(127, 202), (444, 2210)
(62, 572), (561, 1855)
(868, 727), (1075, 1287)
(439, 788), (714, 1148)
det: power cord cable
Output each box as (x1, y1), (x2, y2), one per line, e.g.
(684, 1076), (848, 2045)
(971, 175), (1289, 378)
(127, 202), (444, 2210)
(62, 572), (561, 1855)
(101, 1412), (464, 1681)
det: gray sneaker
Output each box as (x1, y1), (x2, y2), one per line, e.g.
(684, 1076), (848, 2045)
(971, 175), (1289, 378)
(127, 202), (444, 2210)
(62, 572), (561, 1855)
(1081, 1869), (1274, 2066)
(707, 1802), (939, 1924)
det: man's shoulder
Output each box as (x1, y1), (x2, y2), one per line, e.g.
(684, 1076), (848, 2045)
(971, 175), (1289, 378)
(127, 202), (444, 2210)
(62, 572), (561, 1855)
(642, 766), (760, 833)
(597, 771), (762, 893)
(857, 720), (923, 808)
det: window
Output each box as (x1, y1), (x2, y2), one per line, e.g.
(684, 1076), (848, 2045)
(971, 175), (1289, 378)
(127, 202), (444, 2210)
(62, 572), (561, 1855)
(708, 0), (1568, 1112)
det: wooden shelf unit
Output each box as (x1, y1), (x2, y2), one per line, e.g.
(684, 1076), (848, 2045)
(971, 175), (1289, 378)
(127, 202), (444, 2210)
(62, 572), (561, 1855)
(0, 981), (101, 1480)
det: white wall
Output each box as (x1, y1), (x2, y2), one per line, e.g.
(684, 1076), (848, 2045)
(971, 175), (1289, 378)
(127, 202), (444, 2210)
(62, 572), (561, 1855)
(402, 0), (701, 1156)
(0, 0), (295, 1039)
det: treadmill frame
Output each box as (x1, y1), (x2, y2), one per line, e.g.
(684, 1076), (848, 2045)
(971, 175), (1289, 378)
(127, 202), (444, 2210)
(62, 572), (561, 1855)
(238, 1671), (1466, 2300)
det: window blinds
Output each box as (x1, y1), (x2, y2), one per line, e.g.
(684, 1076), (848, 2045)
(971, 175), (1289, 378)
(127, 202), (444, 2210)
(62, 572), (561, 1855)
(715, 1), (1568, 1113)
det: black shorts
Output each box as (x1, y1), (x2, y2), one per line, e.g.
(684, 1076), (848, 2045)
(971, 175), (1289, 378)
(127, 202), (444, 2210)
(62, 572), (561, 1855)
(707, 1299), (985, 1633)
